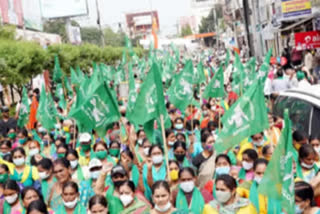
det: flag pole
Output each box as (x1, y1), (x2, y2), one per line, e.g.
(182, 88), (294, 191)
(73, 119), (76, 149)
(160, 114), (171, 182)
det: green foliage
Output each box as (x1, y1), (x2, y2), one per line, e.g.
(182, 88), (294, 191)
(104, 27), (126, 47)
(43, 19), (80, 43)
(81, 27), (102, 46)
(180, 24), (193, 37)
(199, 9), (215, 34)
(0, 25), (16, 40)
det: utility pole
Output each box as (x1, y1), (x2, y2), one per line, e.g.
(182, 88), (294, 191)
(243, 0), (253, 57)
(96, 0), (105, 47)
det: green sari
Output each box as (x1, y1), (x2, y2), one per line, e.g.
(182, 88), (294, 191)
(55, 203), (86, 213)
(106, 185), (124, 214)
(130, 164), (140, 188)
(175, 186), (205, 214)
(41, 178), (56, 204)
(120, 198), (149, 214)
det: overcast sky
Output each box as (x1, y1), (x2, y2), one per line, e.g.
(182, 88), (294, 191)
(82, 0), (191, 35)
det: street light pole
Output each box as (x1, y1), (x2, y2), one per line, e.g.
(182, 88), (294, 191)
(96, 0), (105, 47)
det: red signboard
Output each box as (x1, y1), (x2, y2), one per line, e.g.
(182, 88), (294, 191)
(0, 0), (24, 27)
(295, 31), (320, 50)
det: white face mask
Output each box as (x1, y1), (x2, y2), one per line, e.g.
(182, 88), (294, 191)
(39, 171), (50, 180)
(63, 197), (78, 209)
(180, 181), (195, 193)
(137, 139), (143, 145)
(119, 194), (133, 207)
(155, 202), (171, 213)
(5, 194), (18, 204)
(315, 147), (320, 155)
(215, 190), (232, 204)
(175, 124), (183, 130)
(29, 148), (39, 156)
(13, 157), (25, 166)
(254, 176), (263, 184)
(70, 160), (78, 169)
(143, 148), (150, 156)
(152, 155), (163, 164)
(168, 141), (175, 146)
(242, 161), (253, 170)
(301, 161), (314, 169)
(253, 139), (265, 147)
(90, 170), (101, 180)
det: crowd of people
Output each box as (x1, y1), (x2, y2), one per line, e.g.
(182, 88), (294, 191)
(0, 46), (319, 214)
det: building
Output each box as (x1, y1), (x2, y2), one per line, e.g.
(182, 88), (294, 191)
(125, 11), (159, 38)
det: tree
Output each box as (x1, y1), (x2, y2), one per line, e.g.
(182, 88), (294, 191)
(199, 9), (216, 47)
(80, 27), (102, 46)
(180, 24), (193, 37)
(43, 19), (80, 43)
(104, 27), (125, 47)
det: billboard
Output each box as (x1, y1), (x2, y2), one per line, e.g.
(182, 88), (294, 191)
(40, 0), (88, 19)
(295, 31), (320, 50)
(0, 0), (24, 26)
(126, 11), (159, 36)
(22, 0), (42, 31)
(281, 0), (312, 20)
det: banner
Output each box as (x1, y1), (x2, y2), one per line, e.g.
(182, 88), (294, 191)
(281, 0), (312, 20)
(40, 0), (88, 18)
(0, 0), (24, 26)
(295, 31), (320, 50)
(22, 0), (42, 31)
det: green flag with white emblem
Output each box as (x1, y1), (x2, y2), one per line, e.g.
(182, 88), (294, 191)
(214, 80), (269, 153)
(17, 87), (30, 128)
(257, 48), (273, 83)
(37, 87), (58, 130)
(203, 65), (224, 99)
(126, 62), (137, 124)
(167, 60), (194, 111)
(258, 109), (295, 214)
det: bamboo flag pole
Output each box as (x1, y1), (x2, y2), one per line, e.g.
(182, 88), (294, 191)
(160, 114), (171, 182)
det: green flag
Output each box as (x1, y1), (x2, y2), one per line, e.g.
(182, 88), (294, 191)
(17, 87), (30, 128)
(243, 57), (256, 90)
(125, 35), (135, 57)
(76, 66), (85, 83)
(214, 80), (269, 153)
(224, 49), (230, 68)
(68, 81), (120, 134)
(193, 61), (206, 84)
(53, 55), (63, 83)
(167, 60), (194, 111)
(257, 48), (273, 83)
(100, 63), (114, 82)
(258, 109), (295, 214)
(126, 62), (137, 123)
(232, 53), (245, 96)
(70, 67), (80, 86)
(37, 88), (58, 130)
(203, 65), (224, 99)
(63, 75), (73, 96)
(55, 83), (66, 109)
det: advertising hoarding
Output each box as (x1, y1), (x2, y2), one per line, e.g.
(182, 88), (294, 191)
(281, 0), (312, 20)
(40, 0), (88, 19)
(22, 0), (42, 31)
(0, 0), (23, 26)
(295, 31), (320, 50)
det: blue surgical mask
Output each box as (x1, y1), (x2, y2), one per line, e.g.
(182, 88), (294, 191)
(295, 204), (304, 214)
(215, 166), (230, 175)
(175, 124), (183, 130)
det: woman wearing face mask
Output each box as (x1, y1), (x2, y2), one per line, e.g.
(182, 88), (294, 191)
(95, 164), (129, 214)
(0, 140), (12, 159)
(16, 129), (29, 149)
(56, 181), (86, 213)
(28, 141), (43, 165)
(27, 199), (51, 214)
(140, 139), (152, 163)
(262, 145), (274, 161)
(238, 149), (258, 183)
(143, 145), (167, 201)
(296, 144), (318, 182)
(168, 160), (180, 191)
(135, 130), (147, 163)
(120, 149), (142, 189)
(295, 181), (320, 214)
(119, 181), (150, 214)
(37, 158), (55, 204)
(10, 147), (40, 189)
(237, 159), (280, 214)
(21, 187), (43, 213)
(310, 136), (320, 164)
(89, 195), (108, 214)
(237, 132), (269, 160)
(165, 129), (176, 159)
(2, 180), (22, 213)
(171, 167), (206, 213)
(150, 181), (188, 214)
(0, 164), (9, 199)
(56, 143), (68, 159)
(7, 129), (17, 142)
(66, 149), (88, 182)
(93, 142), (116, 168)
(42, 133), (54, 157)
(174, 118), (185, 134)
(173, 141), (190, 168)
(203, 174), (257, 214)
(109, 141), (121, 163)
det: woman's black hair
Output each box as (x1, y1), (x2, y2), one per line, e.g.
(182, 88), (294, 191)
(55, 137), (66, 145)
(173, 141), (187, 151)
(295, 181), (314, 202)
(109, 140), (120, 148)
(137, 130), (145, 138)
(149, 144), (164, 156)
(179, 167), (196, 178)
(242, 149), (258, 161)
(119, 180), (135, 192)
(309, 135), (320, 142)
(169, 160), (180, 168)
(121, 149), (134, 160)
(216, 174), (237, 191)
(262, 145), (271, 156)
(207, 121), (218, 130)
(293, 130), (308, 142)
(62, 181), (79, 193)
(53, 157), (70, 169)
(21, 187), (43, 201)
(186, 119), (200, 131)
(176, 133), (186, 142)
(0, 140), (11, 148)
(89, 195), (108, 210)
(253, 158), (269, 171)
(11, 147), (26, 157)
(299, 144), (316, 160)
(26, 199), (48, 214)
(201, 132), (212, 144)
(4, 180), (20, 192)
(0, 164), (9, 173)
(18, 128), (28, 137)
(165, 129), (174, 138)
(66, 149), (79, 159)
(38, 158), (53, 171)
(142, 138), (150, 147)
(215, 154), (231, 165)
(174, 117), (184, 124)
(93, 141), (108, 152)
(151, 180), (170, 195)
(57, 143), (68, 153)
